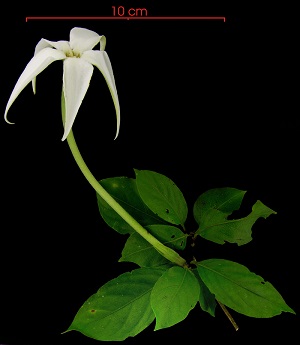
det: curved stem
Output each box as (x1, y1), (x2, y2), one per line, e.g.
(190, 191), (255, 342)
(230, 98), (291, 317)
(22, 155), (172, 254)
(66, 130), (187, 268)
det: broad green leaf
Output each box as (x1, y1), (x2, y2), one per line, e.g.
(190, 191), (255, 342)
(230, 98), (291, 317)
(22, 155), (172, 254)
(147, 224), (187, 250)
(197, 259), (295, 318)
(194, 187), (246, 221)
(66, 268), (164, 341)
(119, 233), (171, 267)
(151, 266), (200, 330)
(194, 188), (276, 245)
(193, 268), (217, 317)
(135, 169), (188, 226)
(97, 177), (166, 234)
(119, 225), (187, 267)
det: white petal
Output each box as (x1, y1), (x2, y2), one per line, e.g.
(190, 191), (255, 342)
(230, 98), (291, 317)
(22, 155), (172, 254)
(33, 38), (54, 55)
(69, 27), (106, 55)
(33, 38), (70, 56)
(32, 39), (70, 93)
(4, 47), (66, 124)
(62, 57), (93, 141)
(41, 39), (71, 54)
(81, 50), (120, 139)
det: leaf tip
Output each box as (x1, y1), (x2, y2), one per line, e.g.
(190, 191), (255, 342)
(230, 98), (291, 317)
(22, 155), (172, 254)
(61, 328), (72, 335)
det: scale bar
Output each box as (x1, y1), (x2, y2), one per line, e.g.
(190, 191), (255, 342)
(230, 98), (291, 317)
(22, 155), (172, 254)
(26, 16), (226, 22)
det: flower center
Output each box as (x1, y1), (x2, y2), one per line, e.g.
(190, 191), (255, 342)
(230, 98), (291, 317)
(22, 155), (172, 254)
(66, 50), (81, 58)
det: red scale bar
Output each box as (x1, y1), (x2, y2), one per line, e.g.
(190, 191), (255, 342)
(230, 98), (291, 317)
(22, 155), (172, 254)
(26, 16), (226, 22)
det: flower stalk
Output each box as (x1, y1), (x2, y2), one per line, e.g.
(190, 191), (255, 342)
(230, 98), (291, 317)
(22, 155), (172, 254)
(66, 128), (188, 268)
(62, 94), (187, 268)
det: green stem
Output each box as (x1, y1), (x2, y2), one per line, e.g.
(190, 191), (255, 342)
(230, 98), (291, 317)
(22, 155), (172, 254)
(217, 300), (239, 331)
(65, 129), (188, 268)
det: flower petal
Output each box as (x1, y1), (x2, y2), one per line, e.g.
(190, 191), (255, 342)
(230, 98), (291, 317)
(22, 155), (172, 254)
(81, 50), (120, 139)
(69, 27), (106, 55)
(34, 38), (71, 55)
(31, 39), (70, 94)
(4, 47), (66, 124)
(41, 39), (71, 53)
(62, 57), (94, 141)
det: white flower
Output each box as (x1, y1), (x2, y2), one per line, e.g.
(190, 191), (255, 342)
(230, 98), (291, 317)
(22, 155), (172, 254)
(4, 27), (120, 141)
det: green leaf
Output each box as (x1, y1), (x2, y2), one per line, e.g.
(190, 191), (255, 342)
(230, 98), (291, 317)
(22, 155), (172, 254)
(119, 232), (172, 268)
(97, 177), (166, 234)
(66, 268), (165, 341)
(147, 224), (187, 250)
(194, 188), (276, 245)
(135, 169), (188, 226)
(193, 268), (217, 317)
(119, 225), (187, 268)
(151, 266), (200, 330)
(197, 259), (295, 318)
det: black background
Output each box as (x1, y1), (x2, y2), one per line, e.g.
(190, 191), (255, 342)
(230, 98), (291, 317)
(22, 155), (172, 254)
(1, 2), (298, 344)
